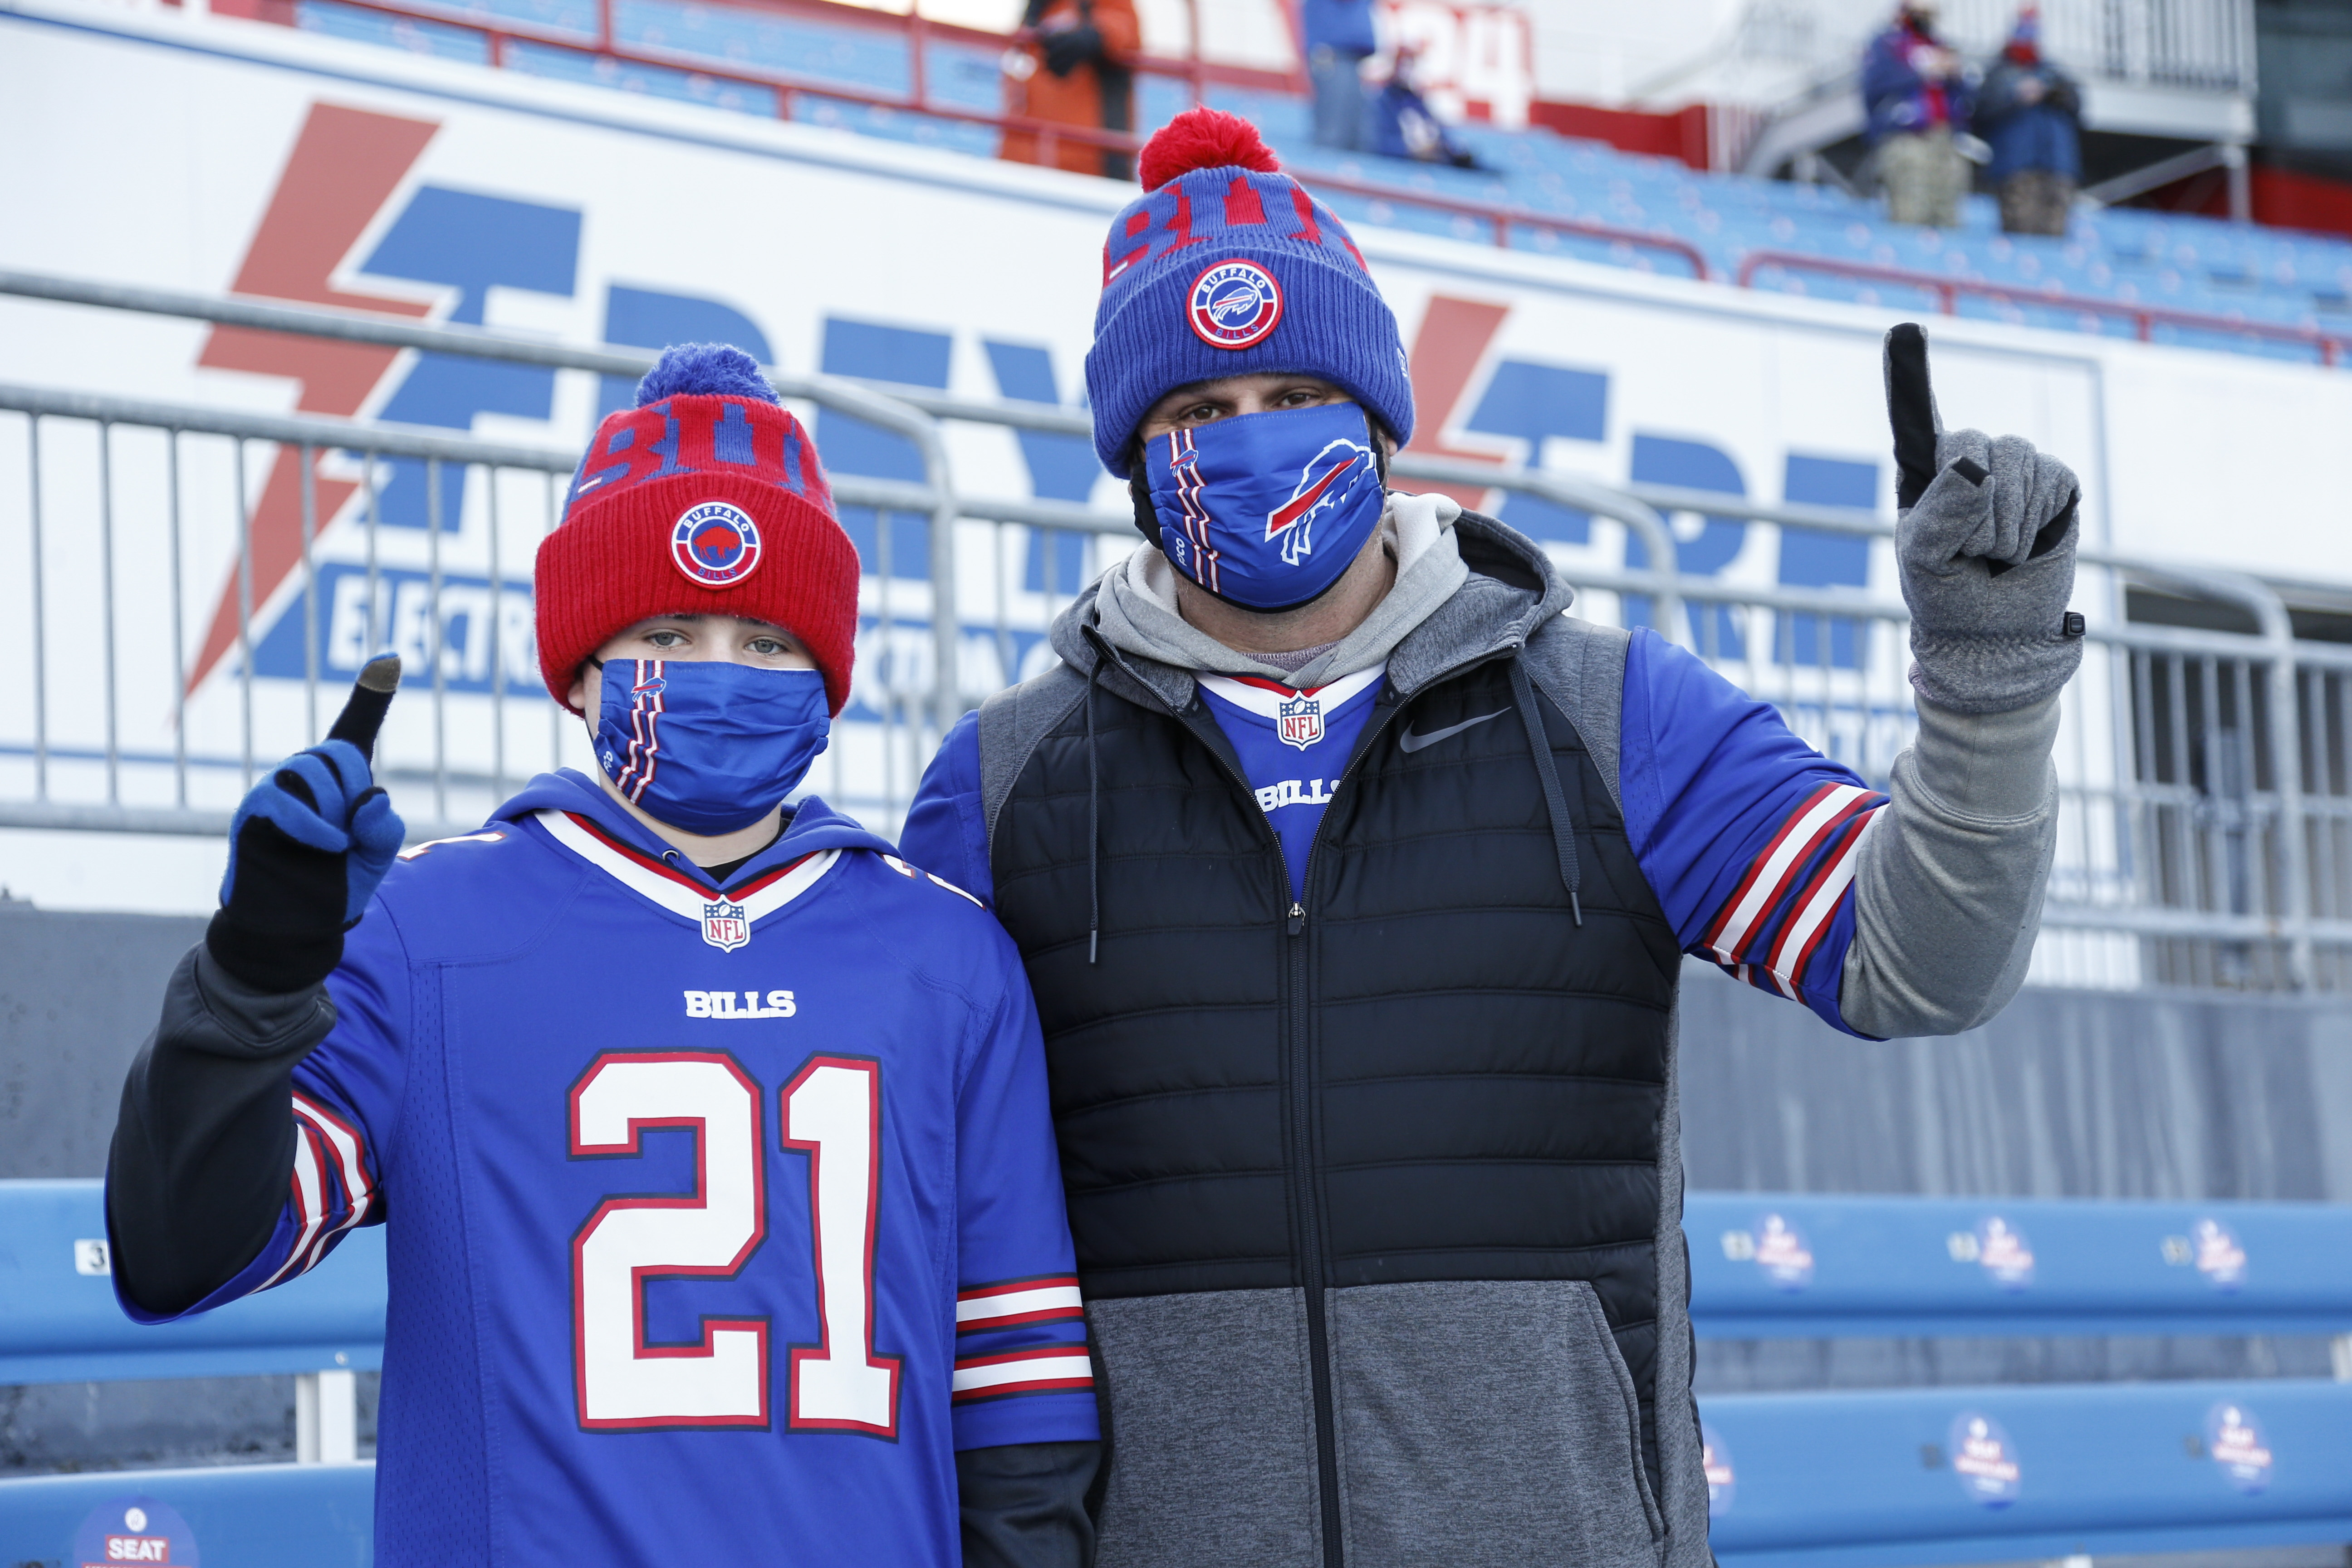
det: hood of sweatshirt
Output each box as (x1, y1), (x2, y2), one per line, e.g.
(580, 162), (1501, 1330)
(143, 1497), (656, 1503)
(491, 769), (896, 891)
(1053, 493), (1578, 711)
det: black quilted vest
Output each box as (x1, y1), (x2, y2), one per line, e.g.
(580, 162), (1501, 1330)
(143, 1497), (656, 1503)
(986, 638), (1684, 1474)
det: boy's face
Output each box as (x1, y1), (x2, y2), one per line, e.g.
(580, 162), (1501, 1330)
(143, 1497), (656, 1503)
(1136, 372), (1385, 446)
(567, 613), (814, 716)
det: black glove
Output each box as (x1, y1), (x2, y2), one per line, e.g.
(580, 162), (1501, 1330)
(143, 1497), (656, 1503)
(206, 655), (407, 993)
(1886, 323), (2085, 715)
(1042, 22), (1104, 76)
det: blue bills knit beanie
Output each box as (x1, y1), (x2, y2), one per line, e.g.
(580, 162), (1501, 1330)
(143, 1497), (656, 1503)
(1084, 108), (1415, 478)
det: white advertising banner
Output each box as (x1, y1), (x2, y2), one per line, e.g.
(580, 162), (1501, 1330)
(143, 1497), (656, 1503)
(2, 0), (2347, 907)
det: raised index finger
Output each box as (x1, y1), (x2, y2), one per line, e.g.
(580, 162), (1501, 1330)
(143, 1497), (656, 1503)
(1884, 323), (1940, 510)
(325, 652), (403, 763)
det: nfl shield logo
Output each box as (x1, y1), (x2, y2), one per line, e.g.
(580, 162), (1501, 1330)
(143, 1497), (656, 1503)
(701, 900), (751, 952)
(1277, 694), (1323, 751)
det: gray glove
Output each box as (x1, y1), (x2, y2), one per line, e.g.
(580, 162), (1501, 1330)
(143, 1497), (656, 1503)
(1884, 322), (2086, 715)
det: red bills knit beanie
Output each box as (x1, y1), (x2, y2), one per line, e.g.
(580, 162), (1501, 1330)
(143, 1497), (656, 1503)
(535, 344), (860, 716)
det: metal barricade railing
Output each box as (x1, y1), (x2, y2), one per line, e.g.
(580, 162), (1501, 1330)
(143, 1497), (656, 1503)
(3, 270), (2347, 992)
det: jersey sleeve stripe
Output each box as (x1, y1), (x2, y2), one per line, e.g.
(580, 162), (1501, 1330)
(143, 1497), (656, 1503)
(1763, 806), (1881, 993)
(259, 1123), (332, 1290)
(956, 1278), (1084, 1330)
(291, 1092), (377, 1272)
(1701, 782), (1866, 960)
(951, 1348), (1096, 1402)
(1704, 784), (1877, 963)
(1697, 779), (1839, 953)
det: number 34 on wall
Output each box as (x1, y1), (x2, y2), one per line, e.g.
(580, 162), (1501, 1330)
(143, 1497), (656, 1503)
(568, 1050), (899, 1436)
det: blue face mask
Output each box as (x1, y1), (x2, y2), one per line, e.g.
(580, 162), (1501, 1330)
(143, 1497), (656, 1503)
(1143, 402), (1386, 612)
(594, 659), (830, 835)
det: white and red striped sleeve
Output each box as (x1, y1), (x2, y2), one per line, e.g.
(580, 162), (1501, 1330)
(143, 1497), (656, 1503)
(951, 936), (1100, 1449)
(1699, 782), (1885, 1002)
(1617, 629), (1891, 1033)
(956, 1274), (1085, 1334)
(952, 1345), (1098, 1406)
(254, 1089), (380, 1289)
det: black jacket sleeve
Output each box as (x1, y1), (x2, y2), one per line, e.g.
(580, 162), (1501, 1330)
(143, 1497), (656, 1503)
(105, 944), (336, 1317)
(958, 1441), (1101, 1568)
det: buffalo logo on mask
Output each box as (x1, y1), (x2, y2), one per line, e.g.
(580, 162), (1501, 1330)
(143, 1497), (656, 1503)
(1146, 402), (1386, 612)
(670, 501), (764, 588)
(1266, 439), (1373, 567)
(1186, 260), (1284, 349)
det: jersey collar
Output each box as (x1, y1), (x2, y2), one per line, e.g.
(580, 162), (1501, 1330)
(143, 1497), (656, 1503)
(1195, 664), (1386, 720)
(535, 808), (840, 927)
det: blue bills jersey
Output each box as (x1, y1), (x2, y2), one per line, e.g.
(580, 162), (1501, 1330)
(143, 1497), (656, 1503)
(123, 771), (1097, 1566)
(1194, 666), (1385, 897)
(903, 631), (1887, 1035)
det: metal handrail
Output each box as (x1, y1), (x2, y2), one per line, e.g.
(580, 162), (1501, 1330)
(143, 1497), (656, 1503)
(183, 0), (1718, 278)
(1284, 173), (1714, 280)
(8, 273), (2351, 982)
(0, 270), (967, 733)
(304, 0), (1297, 165)
(1735, 250), (2351, 367)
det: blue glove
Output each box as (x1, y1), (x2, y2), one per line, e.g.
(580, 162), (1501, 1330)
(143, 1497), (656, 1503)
(206, 655), (406, 992)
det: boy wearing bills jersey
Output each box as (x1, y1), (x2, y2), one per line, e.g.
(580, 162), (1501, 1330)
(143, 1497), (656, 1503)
(106, 346), (1099, 1567)
(899, 111), (2087, 1567)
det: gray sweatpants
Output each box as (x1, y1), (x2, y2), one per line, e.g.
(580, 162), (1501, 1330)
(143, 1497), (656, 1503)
(1881, 126), (1967, 228)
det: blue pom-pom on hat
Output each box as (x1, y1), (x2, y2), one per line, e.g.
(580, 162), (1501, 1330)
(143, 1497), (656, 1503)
(634, 343), (777, 406)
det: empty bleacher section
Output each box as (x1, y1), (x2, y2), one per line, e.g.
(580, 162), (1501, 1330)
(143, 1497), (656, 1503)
(274, 0), (2352, 362)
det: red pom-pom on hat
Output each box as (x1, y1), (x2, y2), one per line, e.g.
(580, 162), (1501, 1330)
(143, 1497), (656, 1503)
(1138, 107), (1281, 191)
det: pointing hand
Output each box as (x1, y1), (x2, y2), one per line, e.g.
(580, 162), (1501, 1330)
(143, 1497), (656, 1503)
(1884, 323), (2085, 715)
(206, 655), (408, 993)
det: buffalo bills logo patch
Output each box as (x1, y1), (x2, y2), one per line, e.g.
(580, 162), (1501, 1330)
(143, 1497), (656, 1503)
(1186, 260), (1284, 349)
(1265, 438), (1372, 566)
(671, 501), (763, 588)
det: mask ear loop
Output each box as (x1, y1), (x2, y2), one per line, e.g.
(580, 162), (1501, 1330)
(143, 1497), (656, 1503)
(1128, 469), (1158, 547)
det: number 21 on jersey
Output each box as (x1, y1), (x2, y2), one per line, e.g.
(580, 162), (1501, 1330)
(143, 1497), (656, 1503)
(569, 1050), (902, 1436)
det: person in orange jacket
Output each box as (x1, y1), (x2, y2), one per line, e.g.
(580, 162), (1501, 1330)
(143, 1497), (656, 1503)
(999, 0), (1139, 181)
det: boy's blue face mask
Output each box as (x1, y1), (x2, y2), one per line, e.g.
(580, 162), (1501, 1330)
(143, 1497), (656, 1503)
(1143, 402), (1387, 612)
(594, 659), (830, 835)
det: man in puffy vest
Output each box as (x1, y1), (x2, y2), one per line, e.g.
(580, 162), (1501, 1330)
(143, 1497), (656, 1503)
(903, 107), (2087, 1568)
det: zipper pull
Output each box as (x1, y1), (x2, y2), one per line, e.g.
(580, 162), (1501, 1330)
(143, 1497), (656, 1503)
(1287, 901), (1305, 936)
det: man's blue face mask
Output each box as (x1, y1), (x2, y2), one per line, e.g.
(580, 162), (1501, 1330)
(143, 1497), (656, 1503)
(594, 658), (830, 835)
(1142, 402), (1387, 612)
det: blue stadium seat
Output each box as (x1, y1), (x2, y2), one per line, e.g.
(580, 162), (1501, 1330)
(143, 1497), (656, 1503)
(0, 1180), (384, 1383)
(1705, 1380), (2352, 1568)
(0, 1463), (374, 1568)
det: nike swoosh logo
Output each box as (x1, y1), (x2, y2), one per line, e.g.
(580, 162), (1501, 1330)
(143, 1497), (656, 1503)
(1396, 710), (1508, 753)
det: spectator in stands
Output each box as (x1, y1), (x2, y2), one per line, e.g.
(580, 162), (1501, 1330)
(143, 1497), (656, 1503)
(1370, 42), (1481, 168)
(1303, 0), (1377, 151)
(1000, 0), (1138, 181)
(1863, 0), (1975, 227)
(1974, 8), (2082, 235)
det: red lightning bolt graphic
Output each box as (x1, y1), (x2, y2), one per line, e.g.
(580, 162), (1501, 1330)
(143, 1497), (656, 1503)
(186, 103), (441, 695)
(1397, 294), (1513, 510)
